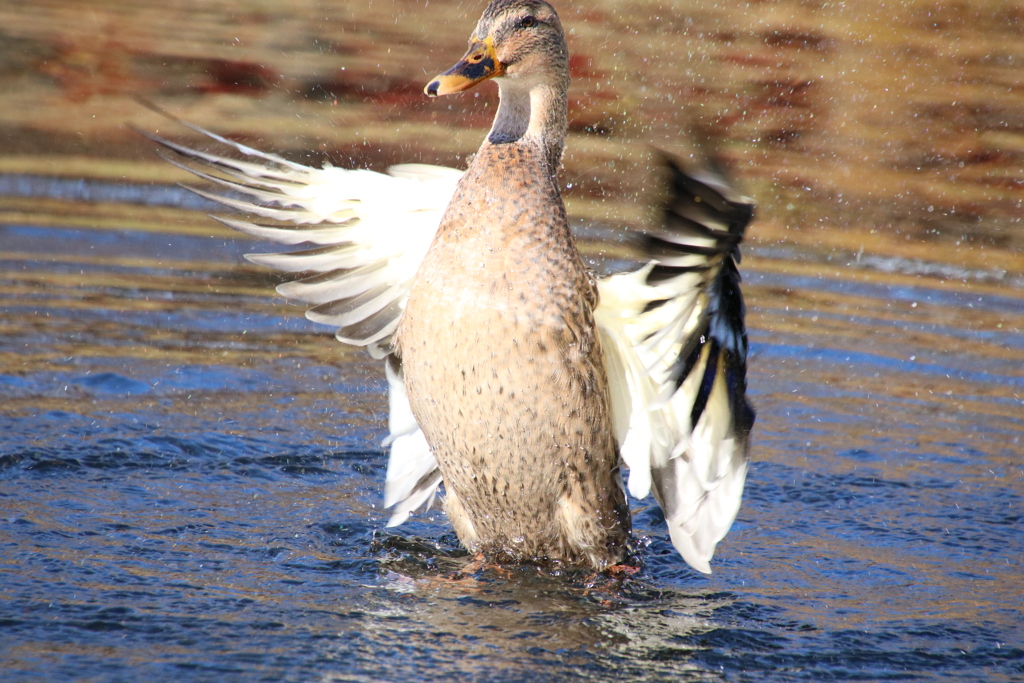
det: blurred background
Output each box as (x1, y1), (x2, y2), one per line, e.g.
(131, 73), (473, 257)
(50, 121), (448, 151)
(2, 0), (1023, 267)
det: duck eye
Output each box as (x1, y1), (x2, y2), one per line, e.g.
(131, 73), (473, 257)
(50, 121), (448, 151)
(520, 16), (536, 28)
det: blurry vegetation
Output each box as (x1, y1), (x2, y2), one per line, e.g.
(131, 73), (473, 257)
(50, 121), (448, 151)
(0, 0), (1021, 278)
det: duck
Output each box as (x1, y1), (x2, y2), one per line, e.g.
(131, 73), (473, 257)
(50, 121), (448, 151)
(144, 0), (755, 573)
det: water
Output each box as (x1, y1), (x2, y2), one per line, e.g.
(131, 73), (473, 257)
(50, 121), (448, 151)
(2, 213), (1021, 682)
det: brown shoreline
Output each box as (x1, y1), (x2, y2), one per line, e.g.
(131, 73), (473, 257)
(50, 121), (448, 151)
(0, 0), (1021, 280)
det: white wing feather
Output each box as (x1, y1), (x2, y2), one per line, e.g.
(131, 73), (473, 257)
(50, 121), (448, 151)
(383, 359), (441, 527)
(597, 158), (755, 574)
(142, 123), (459, 357)
(141, 123), (455, 520)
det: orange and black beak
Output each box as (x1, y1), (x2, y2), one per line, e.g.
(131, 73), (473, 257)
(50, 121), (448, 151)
(425, 36), (505, 97)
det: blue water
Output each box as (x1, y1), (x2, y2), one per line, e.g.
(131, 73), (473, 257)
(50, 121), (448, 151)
(1, 221), (1022, 681)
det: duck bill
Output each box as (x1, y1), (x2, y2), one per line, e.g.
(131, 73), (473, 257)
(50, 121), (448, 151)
(424, 37), (505, 97)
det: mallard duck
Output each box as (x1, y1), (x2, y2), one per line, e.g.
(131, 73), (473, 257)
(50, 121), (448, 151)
(146, 0), (755, 572)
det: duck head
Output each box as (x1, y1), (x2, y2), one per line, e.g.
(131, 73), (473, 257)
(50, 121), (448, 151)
(424, 0), (568, 98)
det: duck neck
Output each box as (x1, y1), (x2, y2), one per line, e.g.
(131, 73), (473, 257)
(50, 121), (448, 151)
(487, 77), (568, 172)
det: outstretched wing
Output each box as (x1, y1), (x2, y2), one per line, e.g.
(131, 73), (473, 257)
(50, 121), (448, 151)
(140, 121), (461, 357)
(142, 120), (457, 523)
(596, 154), (756, 574)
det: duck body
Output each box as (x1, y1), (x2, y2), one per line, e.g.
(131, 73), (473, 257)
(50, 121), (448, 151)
(399, 140), (631, 566)
(145, 0), (755, 575)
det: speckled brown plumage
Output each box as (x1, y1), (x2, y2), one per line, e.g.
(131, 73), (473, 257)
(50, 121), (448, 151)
(150, 0), (753, 572)
(397, 0), (631, 568)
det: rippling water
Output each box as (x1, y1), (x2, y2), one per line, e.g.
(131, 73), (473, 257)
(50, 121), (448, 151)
(2, 0), (1024, 679)
(2, 200), (1021, 680)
